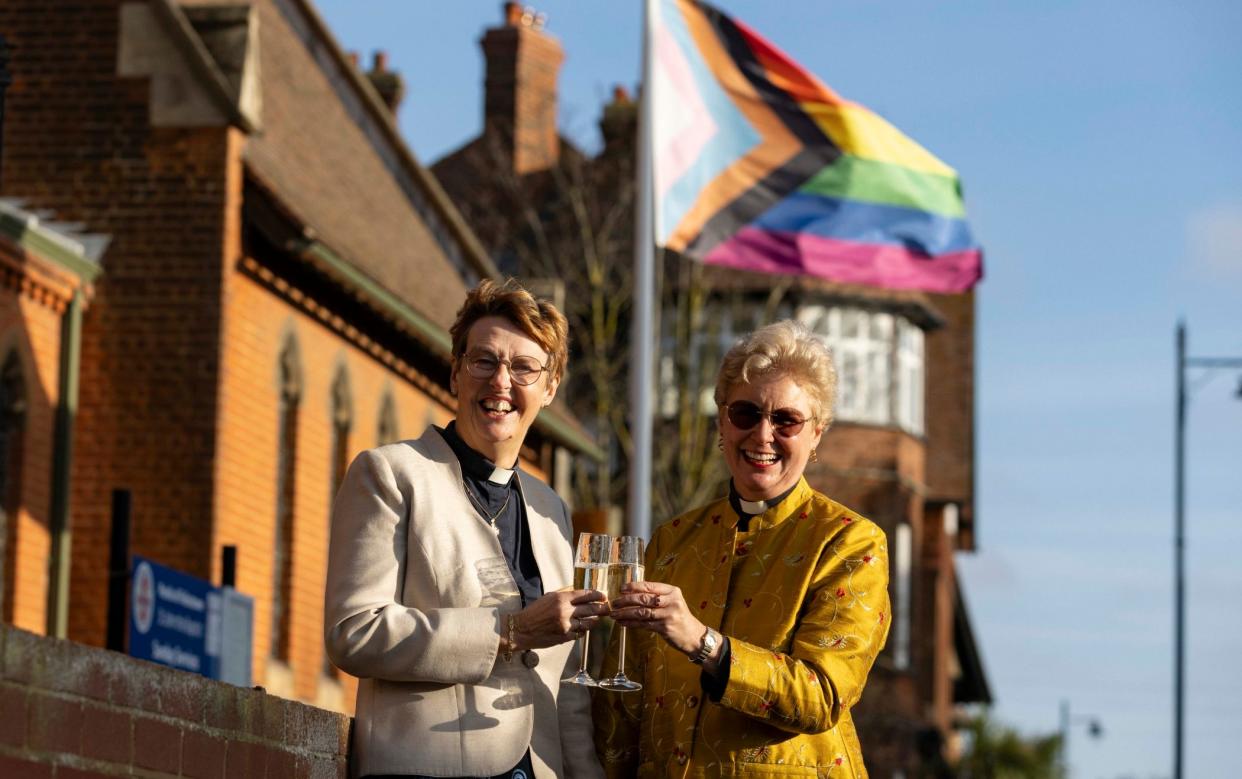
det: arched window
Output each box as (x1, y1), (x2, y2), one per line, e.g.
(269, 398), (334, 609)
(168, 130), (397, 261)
(330, 364), (353, 499)
(0, 351), (26, 622)
(271, 334), (302, 662)
(377, 388), (398, 446)
(325, 363), (352, 677)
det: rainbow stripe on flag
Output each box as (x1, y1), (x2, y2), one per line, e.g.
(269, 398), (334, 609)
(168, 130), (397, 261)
(651, 0), (983, 293)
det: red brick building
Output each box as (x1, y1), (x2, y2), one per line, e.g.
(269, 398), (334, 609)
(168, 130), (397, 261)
(0, 200), (103, 636)
(431, 6), (990, 776)
(0, 0), (597, 713)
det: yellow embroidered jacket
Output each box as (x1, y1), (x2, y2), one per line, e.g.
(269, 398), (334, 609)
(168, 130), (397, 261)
(593, 478), (889, 778)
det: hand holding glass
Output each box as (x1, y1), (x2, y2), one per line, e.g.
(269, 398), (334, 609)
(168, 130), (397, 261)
(598, 535), (645, 692)
(561, 532), (612, 686)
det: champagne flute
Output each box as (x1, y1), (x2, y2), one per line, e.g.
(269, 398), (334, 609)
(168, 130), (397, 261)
(598, 535), (645, 692)
(561, 532), (612, 686)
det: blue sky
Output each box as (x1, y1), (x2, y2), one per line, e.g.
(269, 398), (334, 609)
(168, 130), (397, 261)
(316, 2), (1242, 776)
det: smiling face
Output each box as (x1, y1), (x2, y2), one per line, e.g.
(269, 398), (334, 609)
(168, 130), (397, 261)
(719, 373), (824, 501)
(450, 315), (558, 466)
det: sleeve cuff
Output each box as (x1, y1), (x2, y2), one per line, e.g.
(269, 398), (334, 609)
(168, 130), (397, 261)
(699, 636), (732, 701)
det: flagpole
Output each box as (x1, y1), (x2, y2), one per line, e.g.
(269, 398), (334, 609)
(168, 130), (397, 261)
(627, 0), (656, 542)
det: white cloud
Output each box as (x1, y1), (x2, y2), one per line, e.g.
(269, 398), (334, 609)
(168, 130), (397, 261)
(1187, 203), (1242, 277)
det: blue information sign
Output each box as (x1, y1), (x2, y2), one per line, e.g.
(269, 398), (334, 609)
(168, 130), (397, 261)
(129, 555), (253, 685)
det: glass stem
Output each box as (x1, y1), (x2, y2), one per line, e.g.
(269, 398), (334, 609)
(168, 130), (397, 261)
(616, 626), (628, 675)
(578, 632), (590, 673)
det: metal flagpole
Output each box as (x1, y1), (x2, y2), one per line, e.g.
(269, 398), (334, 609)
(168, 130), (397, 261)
(1173, 321), (1185, 779)
(627, 0), (656, 541)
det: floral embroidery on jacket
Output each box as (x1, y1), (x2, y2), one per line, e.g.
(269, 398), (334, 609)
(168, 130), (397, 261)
(592, 480), (890, 779)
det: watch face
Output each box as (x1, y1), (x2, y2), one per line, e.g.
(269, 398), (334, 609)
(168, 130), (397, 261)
(696, 628), (718, 663)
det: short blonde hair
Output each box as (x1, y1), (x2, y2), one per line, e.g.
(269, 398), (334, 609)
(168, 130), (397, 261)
(714, 320), (837, 426)
(450, 278), (569, 383)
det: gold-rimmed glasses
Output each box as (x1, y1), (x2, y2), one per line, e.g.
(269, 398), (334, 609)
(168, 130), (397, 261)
(463, 351), (548, 386)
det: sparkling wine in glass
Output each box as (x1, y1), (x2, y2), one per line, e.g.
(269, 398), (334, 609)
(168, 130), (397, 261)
(598, 535), (645, 692)
(561, 532), (612, 686)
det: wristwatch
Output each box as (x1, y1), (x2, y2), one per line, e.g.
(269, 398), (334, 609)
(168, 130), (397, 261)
(691, 627), (720, 664)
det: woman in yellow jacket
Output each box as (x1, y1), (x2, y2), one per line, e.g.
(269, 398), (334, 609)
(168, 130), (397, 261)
(595, 320), (890, 778)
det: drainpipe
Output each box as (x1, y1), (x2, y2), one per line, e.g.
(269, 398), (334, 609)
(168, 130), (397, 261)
(46, 289), (83, 638)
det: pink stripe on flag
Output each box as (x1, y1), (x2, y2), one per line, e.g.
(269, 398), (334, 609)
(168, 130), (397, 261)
(703, 227), (983, 293)
(653, 23), (718, 201)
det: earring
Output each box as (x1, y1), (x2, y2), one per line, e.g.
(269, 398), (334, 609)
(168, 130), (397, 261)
(810, 448), (818, 463)
(717, 436), (724, 452)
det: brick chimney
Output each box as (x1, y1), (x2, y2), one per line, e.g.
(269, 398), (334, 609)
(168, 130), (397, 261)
(480, 2), (564, 175)
(366, 50), (404, 115)
(599, 84), (637, 157)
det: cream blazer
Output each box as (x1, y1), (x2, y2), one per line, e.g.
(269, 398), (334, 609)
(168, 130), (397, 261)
(325, 428), (604, 778)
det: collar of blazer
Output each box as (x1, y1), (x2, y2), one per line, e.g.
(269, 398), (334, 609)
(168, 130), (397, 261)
(422, 427), (571, 592)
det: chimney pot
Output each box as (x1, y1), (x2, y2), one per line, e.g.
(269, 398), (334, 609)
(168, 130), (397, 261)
(504, 1), (522, 26)
(366, 50), (404, 115)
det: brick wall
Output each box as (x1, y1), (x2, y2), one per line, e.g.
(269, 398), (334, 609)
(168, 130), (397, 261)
(214, 269), (456, 707)
(0, 0), (236, 646)
(924, 291), (976, 546)
(0, 261), (65, 632)
(0, 0), (563, 732)
(0, 623), (350, 778)
(811, 423), (927, 526)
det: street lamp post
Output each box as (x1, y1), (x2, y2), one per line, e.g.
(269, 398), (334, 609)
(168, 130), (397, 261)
(1173, 320), (1242, 779)
(1059, 699), (1103, 778)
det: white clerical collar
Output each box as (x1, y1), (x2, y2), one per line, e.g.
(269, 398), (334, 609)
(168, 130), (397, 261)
(487, 466), (514, 485)
(739, 497), (769, 515)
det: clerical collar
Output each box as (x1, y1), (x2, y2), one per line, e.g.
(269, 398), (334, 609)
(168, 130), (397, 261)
(439, 422), (515, 485)
(729, 481), (797, 519)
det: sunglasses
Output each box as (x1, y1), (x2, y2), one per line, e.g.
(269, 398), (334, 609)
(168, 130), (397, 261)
(725, 401), (813, 436)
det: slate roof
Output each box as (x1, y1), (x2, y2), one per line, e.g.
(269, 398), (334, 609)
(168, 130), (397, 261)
(240, 0), (498, 331)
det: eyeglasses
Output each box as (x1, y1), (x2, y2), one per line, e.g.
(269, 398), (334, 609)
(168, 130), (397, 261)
(462, 352), (548, 386)
(725, 401), (813, 436)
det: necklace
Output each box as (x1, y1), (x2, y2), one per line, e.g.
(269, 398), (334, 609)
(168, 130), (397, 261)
(464, 481), (511, 529)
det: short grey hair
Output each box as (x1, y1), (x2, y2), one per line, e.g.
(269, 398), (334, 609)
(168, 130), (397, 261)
(713, 320), (837, 426)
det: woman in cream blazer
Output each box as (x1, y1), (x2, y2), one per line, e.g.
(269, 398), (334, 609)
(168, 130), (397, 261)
(326, 280), (606, 779)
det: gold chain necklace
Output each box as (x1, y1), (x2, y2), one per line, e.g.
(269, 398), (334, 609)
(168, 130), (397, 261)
(464, 481), (511, 529)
